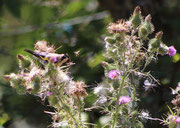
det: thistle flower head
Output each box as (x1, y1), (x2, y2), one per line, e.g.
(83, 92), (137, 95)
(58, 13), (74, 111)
(133, 6), (141, 15)
(119, 96), (131, 105)
(171, 95), (180, 106)
(168, 115), (176, 122)
(34, 40), (55, 53)
(148, 33), (162, 52)
(167, 46), (176, 56)
(130, 6), (142, 29)
(108, 70), (122, 80)
(168, 115), (180, 123)
(138, 15), (154, 39)
(176, 116), (180, 123)
(46, 91), (53, 97)
(66, 81), (88, 97)
(107, 20), (129, 34)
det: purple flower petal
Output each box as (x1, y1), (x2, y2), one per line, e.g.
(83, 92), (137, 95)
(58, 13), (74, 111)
(176, 116), (180, 123)
(119, 96), (131, 105)
(50, 56), (58, 63)
(167, 46), (176, 56)
(46, 91), (53, 97)
(108, 70), (122, 79)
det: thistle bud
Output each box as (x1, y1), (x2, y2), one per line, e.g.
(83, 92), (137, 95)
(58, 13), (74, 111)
(138, 15), (154, 39)
(144, 15), (154, 33)
(17, 54), (31, 69)
(7, 74), (26, 94)
(15, 84), (26, 94)
(148, 31), (163, 52)
(155, 31), (163, 39)
(48, 95), (58, 106)
(105, 37), (116, 44)
(114, 33), (125, 42)
(158, 43), (169, 55)
(4, 75), (12, 81)
(130, 6), (142, 29)
(31, 76), (40, 94)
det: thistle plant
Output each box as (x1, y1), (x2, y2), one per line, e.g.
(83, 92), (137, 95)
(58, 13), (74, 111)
(163, 82), (180, 128)
(93, 6), (177, 128)
(4, 41), (88, 128)
(4, 6), (178, 128)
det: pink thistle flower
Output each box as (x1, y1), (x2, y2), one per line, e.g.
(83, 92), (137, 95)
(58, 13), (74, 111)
(46, 91), (53, 97)
(50, 56), (58, 63)
(119, 96), (131, 105)
(176, 116), (180, 123)
(168, 115), (176, 122)
(108, 70), (122, 79)
(167, 46), (176, 56)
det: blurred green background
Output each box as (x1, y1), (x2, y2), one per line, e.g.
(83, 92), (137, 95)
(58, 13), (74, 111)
(0, 0), (179, 127)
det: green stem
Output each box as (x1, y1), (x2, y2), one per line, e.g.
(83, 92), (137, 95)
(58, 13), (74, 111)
(77, 96), (82, 127)
(112, 76), (126, 128)
(53, 89), (78, 126)
(141, 53), (154, 72)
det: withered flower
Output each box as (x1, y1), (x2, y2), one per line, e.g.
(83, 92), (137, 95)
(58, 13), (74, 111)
(34, 40), (55, 53)
(66, 81), (88, 98)
(107, 20), (129, 34)
(171, 95), (180, 107)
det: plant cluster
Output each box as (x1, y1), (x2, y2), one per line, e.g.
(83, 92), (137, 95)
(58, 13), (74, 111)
(4, 6), (178, 128)
(94, 6), (177, 128)
(4, 41), (88, 128)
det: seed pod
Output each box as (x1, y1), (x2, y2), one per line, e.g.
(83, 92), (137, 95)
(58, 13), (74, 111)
(130, 6), (142, 29)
